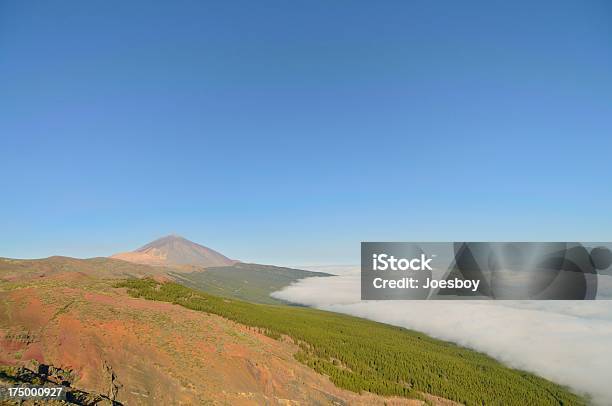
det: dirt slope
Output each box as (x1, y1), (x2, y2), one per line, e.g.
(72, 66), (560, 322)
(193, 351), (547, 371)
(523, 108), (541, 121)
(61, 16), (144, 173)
(0, 274), (442, 405)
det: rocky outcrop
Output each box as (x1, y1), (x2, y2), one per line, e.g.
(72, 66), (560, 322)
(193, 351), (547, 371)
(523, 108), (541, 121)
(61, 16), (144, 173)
(0, 364), (123, 405)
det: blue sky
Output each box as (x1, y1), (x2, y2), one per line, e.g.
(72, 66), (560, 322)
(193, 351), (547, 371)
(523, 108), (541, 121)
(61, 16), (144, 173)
(1, 1), (611, 265)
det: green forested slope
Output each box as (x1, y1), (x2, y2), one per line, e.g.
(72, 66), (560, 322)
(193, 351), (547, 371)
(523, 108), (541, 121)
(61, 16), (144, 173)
(117, 279), (586, 406)
(171, 262), (330, 304)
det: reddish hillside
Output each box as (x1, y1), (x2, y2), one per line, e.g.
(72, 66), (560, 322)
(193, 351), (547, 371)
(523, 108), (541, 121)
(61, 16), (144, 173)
(0, 273), (432, 405)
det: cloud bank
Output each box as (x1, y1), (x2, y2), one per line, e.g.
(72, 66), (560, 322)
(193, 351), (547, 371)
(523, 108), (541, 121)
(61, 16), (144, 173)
(272, 267), (612, 405)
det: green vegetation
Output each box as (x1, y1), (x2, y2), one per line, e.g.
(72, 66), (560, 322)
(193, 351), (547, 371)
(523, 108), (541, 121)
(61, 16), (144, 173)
(171, 263), (330, 304)
(117, 278), (586, 405)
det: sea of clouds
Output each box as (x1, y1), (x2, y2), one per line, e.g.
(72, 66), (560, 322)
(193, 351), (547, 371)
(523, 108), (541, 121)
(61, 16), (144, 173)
(272, 266), (612, 405)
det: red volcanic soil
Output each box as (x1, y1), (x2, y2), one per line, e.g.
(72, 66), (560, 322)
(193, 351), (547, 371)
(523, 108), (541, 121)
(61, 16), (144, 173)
(0, 274), (434, 405)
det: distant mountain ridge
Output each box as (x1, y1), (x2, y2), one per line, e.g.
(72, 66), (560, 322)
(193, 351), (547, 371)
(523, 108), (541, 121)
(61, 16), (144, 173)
(111, 234), (236, 268)
(172, 263), (331, 304)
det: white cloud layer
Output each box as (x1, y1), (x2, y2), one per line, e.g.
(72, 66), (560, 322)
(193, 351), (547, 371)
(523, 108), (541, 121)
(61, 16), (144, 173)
(272, 267), (612, 405)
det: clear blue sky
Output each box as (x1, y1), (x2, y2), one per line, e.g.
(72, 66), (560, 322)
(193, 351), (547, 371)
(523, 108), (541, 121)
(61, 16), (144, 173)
(1, 1), (611, 265)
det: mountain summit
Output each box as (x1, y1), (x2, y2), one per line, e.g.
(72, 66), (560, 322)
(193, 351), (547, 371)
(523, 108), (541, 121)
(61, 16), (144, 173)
(111, 235), (236, 268)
